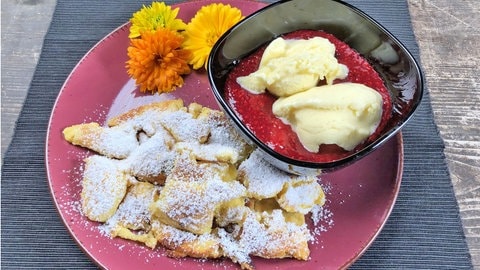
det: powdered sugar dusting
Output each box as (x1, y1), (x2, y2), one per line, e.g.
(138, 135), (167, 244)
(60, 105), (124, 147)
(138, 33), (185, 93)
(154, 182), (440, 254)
(59, 99), (336, 269)
(95, 123), (139, 159)
(309, 202), (335, 242)
(238, 149), (290, 199)
(159, 110), (210, 143)
(126, 130), (176, 180)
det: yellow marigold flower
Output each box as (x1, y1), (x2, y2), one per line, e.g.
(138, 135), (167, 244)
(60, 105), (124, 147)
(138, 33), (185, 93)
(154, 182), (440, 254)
(183, 3), (243, 70)
(129, 2), (187, 39)
(126, 28), (191, 93)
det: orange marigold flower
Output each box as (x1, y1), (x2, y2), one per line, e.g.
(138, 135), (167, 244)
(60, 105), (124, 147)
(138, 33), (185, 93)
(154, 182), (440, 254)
(183, 3), (243, 70)
(126, 28), (191, 93)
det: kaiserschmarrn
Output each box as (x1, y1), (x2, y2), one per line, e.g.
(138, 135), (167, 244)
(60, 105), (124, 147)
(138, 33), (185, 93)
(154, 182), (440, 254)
(63, 99), (326, 270)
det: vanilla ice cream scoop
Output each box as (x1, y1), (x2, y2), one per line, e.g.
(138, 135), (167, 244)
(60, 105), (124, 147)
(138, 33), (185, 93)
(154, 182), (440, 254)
(272, 83), (383, 151)
(236, 37), (348, 97)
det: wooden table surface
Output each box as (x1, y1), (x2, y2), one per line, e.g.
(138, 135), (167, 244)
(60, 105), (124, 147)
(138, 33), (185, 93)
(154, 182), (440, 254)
(2, 0), (479, 267)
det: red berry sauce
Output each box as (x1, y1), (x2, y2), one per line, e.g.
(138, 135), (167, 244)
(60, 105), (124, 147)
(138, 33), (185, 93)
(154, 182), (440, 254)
(225, 30), (392, 163)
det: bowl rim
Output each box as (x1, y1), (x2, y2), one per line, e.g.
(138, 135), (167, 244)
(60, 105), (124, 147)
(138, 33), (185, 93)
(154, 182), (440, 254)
(208, 0), (424, 170)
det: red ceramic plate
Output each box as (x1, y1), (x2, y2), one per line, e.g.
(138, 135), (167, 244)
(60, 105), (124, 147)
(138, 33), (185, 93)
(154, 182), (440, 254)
(46, 0), (403, 269)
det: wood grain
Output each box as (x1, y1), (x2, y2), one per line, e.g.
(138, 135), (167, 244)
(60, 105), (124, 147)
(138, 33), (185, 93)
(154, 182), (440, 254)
(1, 0), (56, 157)
(407, 0), (480, 267)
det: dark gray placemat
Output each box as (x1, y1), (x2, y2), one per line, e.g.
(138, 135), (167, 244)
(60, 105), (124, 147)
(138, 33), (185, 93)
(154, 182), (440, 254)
(1, 0), (472, 269)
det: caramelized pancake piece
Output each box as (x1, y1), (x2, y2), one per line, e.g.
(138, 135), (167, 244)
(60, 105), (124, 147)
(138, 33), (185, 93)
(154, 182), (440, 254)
(63, 122), (138, 159)
(125, 128), (176, 184)
(150, 173), (246, 235)
(102, 182), (159, 248)
(277, 178), (325, 214)
(175, 142), (240, 164)
(107, 99), (184, 129)
(159, 110), (210, 143)
(174, 105), (251, 164)
(238, 149), (290, 199)
(197, 107), (254, 163)
(239, 149), (325, 215)
(186, 102), (204, 118)
(168, 153), (237, 183)
(214, 198), (248, 227)
(217, 209), (311, 268)
(81, 155), (131, 222)
(216, 228), (254, 270)
(63, 100), (184, 159)
(114, 227), (157, 249)
(246, 210), (311, 260)
(152, 221), (222, 259)
(248, 198), (306, 226)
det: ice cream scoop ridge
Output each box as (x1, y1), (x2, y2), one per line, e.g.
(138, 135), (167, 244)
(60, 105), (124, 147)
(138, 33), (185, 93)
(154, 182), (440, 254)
(236, 37), (348, 97)
(272, 83), (383, 152)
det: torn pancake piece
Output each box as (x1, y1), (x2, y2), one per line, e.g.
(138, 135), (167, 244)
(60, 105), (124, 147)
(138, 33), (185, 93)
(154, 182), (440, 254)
(63, 122), (138, 159)
(159, 109), (210, 143)
(197, 106), (254, 163)
(81, 155), (131, 222)
(150, 177), (246, 235)
(277, 177), (325, 214)
(124, 128), (176, 185)
(151, 221), (223, 259)
(217, 208), (311, 268)
(101, 182), (159, 249)
(237, 149), (290, 199)
(107, 99), (184, 134)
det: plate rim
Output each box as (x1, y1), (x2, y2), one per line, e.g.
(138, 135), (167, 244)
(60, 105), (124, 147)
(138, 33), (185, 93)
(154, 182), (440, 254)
(44, 1), (404, 268)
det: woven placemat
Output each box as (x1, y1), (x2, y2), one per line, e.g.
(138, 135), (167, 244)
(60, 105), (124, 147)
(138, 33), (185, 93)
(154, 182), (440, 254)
(1, 0), (472, 269)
